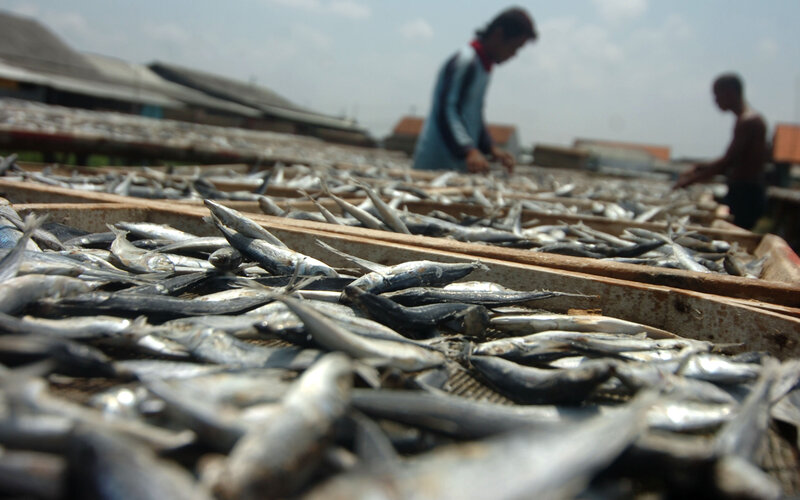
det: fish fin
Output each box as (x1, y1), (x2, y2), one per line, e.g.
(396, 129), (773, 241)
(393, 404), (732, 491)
(106, 223), (125, 236)
(349, 411), (400, 468)
(315, 239), (387, 273)
(0, 213), (47, 280)
(282, 266), (324, 295)
(413, 363), (460, 393)
(352, 361), (382, 389)
(121, 316), (154, 341)
(16, 212), (48, 233)
(234, 277), (274, 294)
(770, 359), (800, 404)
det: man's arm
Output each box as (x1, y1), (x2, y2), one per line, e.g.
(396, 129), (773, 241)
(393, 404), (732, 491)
(437, 55), (479, 159)
(478, 124), (493, 156)
(436, 55), (491, 174)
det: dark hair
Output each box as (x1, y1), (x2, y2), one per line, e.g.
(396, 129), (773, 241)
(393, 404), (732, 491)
(713, 73), (744, 96)
(476, 7), (537, 42)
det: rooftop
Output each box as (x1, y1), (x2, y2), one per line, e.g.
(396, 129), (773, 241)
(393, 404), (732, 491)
(149, 61), (363, 132)
(0, 11), (101, 81)
(85, 54), (262, 117)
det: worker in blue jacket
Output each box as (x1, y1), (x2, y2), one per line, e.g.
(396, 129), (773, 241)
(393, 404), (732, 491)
(413, 7), (536, 174)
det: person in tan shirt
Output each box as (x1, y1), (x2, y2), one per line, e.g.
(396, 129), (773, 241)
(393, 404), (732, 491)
(674, 73), (768, 230)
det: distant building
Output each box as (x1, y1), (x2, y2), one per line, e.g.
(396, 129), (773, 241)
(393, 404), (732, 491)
(572, 138), (671, 173)
(771, 123), (800, 187)
(0, 10), (373, 146)
(150, 61), (372, 146)
(0, 10), (175, 113)
(383, 116), (521, 159)
(773, 123), (800, 165)
(530, 138), (673, 173)
(532, 144), (590, 170)
(573, 138), (671, 162)
(84, 53), (263, 127)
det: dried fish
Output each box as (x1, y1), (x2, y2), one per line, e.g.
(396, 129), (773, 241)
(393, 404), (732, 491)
(0, 188), (790, 498)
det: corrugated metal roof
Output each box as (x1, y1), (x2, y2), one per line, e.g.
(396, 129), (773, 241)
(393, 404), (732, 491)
(150, 61), (364, 132)
(574, 138), (671, 161)
(0, 59), (181, 108)
(0, 11), (186, 110)
(773, 123), (800, 164)
(389, 116), (517, 146)
(0, 11), (102, 81)
(151, 62), (297, 110)
(84, 54), (262, 117)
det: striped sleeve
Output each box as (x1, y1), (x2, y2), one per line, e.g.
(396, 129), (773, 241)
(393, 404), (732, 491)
(435, 53), (479, 158)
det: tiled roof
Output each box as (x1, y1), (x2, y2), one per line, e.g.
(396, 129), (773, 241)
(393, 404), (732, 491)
(574, 138), (671, 161)
(392, 116), (425, 136)
(773, 123), (800, 163)
(390, 116), (517, 145)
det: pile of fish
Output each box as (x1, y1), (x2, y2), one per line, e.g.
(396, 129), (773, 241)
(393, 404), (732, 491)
(2, 156), (759, 277)
(0, 158), (272, 201)
(0, 141), (718, 221)
(0, 98), (405, 169)
(253, 172), (762, 278)
(205, 161), (724, 226)
(0, 155), (414, 202)
(0, 197), (797, 499)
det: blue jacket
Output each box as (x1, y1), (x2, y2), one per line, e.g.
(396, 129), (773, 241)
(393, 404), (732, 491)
(413, 43), (494, 172)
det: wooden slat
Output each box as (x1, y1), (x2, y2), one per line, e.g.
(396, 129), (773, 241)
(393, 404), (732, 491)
(3, 178), (798, 307)
(398, 200), (760, 250)
(14, 200), (800, 359)
(178, 197), (763, 251)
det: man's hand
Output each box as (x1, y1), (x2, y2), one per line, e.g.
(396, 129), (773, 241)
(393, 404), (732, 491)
(492, 147), (515, 174)
(673, 165), (700, 190)
(466, 148), (490, 174)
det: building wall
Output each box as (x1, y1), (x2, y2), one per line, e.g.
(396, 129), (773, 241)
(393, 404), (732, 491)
(46, 88), (142, 115)
(383, 135), (416, 156)
(247, 118), (297, 134)
(0, 75), (373, 147)
(315, 127), (376, 147)
(533, 144), (590, 170)
(0, 81), (47, 101)
(163, 108), (246, 128)
(140, 104), (163, 119)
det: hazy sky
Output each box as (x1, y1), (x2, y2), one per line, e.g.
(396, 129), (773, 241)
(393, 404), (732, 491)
(2, 0), (799, 158)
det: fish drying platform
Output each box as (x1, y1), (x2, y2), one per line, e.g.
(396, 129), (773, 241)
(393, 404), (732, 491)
(4, 163), (800, 311)
(2, 155), (800, 498)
